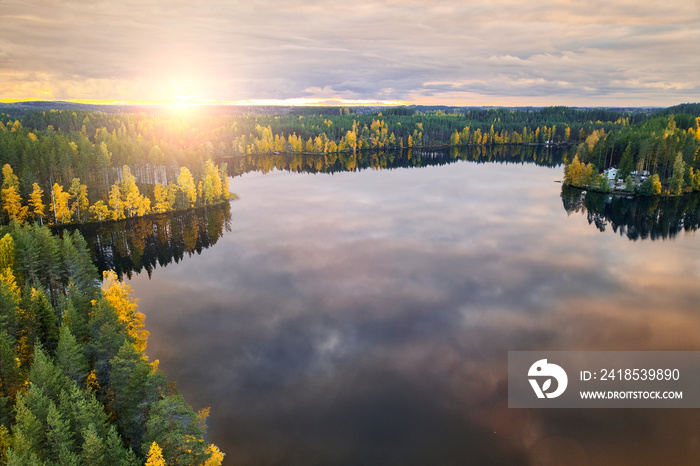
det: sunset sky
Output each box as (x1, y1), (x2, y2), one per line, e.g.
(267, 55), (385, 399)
(1, 0), (698, 107)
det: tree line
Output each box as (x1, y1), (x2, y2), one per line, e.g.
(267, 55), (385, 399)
(0, 105), (655, 173)
(0, 118), (231, 226)
(0, 223), (223, 465)
(1, 104), (697, 218)
(217, 107), (642, 156)
(563, 112), (700, 196)
(225, 144), (565, 177)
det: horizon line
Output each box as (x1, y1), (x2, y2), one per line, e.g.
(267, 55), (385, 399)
(1, 98), (690, 109)
(1, 97), (407, 107)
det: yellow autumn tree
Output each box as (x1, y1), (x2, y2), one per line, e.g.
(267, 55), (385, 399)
(563, 155), (597, 187)
(86, 369), (100, 392)
(1, 164), (28, 223)
(0, 233), (19, 297)
(101, 270), (149, 351)
(1, 186), (28, 223)
(177, 167), (197, 208)
(28, 183), (46, 225)
(345, 130), (358, 152)
(145, 442), (166, 466)
(202, 160), (223, 204)
(51, 183), (72, 225)
(137, 195), (151, 216)
(69, 178), (89, 222)
(89, 200), (110, 222)
(121, 165), (150, 218)
(108, 183), (125, 221)
(327, 140), (338, 153)
(203, 445), (225, 466)
(288, 133), (303, 153)
(1, 164), (18, 190)
(153, 183), (171, 213)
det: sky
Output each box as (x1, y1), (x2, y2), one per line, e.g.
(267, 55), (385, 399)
(1, 0), (699, 107)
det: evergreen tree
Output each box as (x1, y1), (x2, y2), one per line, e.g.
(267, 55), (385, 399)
(618, 144), (634, 180)
(28, 344), (67, 400)
(45, 401), (77, 465)
(640, 173), (662, 195)
(0, 330), (21, 410)
(670, 152), (686, 195)
(62, 231), (99, 296)
(57, 383), (108, 443)
(143, 395), (212, 466)
(81, 423), (106, 466)
(30, 289), (59, 353)
(108, 341), (153, 449)
(104, 424), (140, 466)
(56, 325), (88, 385)
(11, 386), (50, 461)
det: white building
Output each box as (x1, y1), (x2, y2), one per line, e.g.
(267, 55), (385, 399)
(604, 168), (618, 180)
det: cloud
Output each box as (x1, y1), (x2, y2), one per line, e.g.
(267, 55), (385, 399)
(0, 0), (698, 105)
(126, 161), (700, 464)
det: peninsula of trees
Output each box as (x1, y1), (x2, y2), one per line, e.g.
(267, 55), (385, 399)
(563, 106), (700, 196)
(0, 223), (223, 465)
(0, 111), (230, 226)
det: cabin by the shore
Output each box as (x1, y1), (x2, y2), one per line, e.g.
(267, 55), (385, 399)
(603, 168), (650, 191)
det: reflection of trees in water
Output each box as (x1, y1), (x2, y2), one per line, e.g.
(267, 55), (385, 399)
(59, 202), (232, 278)
(224, 145), (565, 176)
(561, 186), (700, 241)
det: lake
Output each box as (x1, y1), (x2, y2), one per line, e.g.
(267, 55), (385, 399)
(108, 147), (700, 465)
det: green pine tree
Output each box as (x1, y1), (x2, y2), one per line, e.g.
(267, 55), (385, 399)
(56, 325), (88, 385)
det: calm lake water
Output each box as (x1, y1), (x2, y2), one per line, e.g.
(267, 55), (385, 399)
(117, 148), (700, 465)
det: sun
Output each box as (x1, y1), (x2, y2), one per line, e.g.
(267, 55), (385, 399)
(170, 77), (196, 108)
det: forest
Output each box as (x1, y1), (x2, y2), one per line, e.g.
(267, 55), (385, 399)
(562, 104), (700, 195)
(0, 223), (223, 465)
(4, 103), (695, 227)
(0, 111), (231, 227)
(0, 102), (698, 464)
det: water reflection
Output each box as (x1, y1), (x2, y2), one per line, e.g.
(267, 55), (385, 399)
(61, 202), (231, 278)
(561, 186), (700, 240)
(126, 162), (700, 465)
(224, 145), (564, 176)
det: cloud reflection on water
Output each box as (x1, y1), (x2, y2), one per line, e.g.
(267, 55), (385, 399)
(129, 161), (700, 465)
